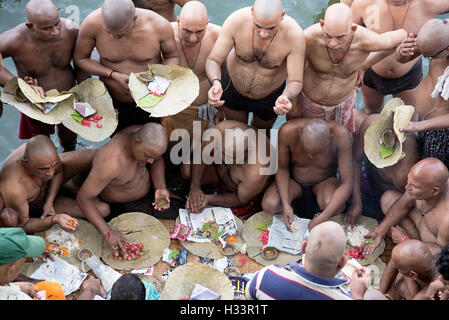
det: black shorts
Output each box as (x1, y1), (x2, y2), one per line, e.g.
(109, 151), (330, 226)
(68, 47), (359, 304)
(112, 98), (161, 135)
(418, 128), (449, 169)
(221, 66), (285, 122)
(363, 58), (423, 96)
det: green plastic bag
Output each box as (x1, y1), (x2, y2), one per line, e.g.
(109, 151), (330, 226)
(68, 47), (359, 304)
(379, 143), (394, 159)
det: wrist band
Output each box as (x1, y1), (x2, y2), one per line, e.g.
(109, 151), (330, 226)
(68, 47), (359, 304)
(109, 70), (116, 79)
(51, 215), (56, 225)
(401, 235), (409, 243)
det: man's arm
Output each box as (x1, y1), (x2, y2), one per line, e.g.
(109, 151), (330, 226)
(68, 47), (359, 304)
(159, 19), (180, 65)
(350, 0), (367, 26)
(401, 113), (449, 133)
(0, 34), (18, 86)
(362, 27), (407, 52)
(41, 159), (64, 219)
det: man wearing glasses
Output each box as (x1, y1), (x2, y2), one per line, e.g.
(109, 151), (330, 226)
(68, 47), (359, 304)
(205, 0), (306, 130)
(397, 18), (449, 169)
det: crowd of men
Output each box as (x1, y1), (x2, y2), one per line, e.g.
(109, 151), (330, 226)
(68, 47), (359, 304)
(1, 0), (449, 300)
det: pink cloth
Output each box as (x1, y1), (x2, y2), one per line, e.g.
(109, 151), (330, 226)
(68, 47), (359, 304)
(296, 91), (356, 133)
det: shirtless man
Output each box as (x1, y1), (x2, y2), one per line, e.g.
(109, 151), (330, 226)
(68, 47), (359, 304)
(384, 239), (441, 300)
(345, 112), (420, 227)
(186, 120), (272, 214)
(261, 118), (353, 231)
(163, 1), (221, 140)
(397, 19), (449, 169)
(74, 0), (179, 133)
(0, 135), (96, 234)
(0, 0), (85, 152)
(351, 0), (449, 114)
(290, 3), (407, 134)
(76, 123), (184, 257)
(132, 0), (193, 22)
(206, 0), (306, 130)
(363, 158), (449, 256)
(341, 0), (354, 6)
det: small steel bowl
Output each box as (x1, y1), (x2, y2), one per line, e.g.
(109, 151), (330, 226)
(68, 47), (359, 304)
(77, 248), (93, 262)
(262, 247), (278, 260)
(220, 243), (240, 256)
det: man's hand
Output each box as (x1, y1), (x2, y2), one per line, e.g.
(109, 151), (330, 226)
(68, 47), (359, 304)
(273, 95), (292, 115)
(54, 214), (80, 233)
(350, 267), (371, 299)
(355, 68), (365, 88)
(208, 81), (224, 107)
(41, 202), (56, 219)
(308, 212), (326, 231)
(186, 189), (207, 213)
(23, 76), (46, 99)
(106, 229), (132, 259)
(390, 225), (408, 244)
(425, 278), (448, 300)
(38, 248), (55, 263)
(344, 202), (362, 229)
(111, 71), (130, 94)
(153, 188), (171, 211)
(80, 276), (107, 300)
(14, 282), (41, 299)
(361, 230), (384, 255)
(397, 33), (417, 58)
(283, 205), (295, 232)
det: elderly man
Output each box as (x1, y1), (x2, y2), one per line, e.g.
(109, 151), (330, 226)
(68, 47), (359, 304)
(77, 123), (184, 258)
(132, 0), (193, 22)
(206, 0), (306, 130)
(396, 19), (449, 169)
(290, 3), (406, 134)
(74, 0), (179, 133)
(262, 118), (353, 231)
(351, 0), (449, 114)
(0, 0), (85, 152)
(0, 135), (95, 234)
(186, 120), (272, 214)
(346, 112), (420, 227)
(363, 158), (449, 256)
(246, 221), (377, 300)
(162, 1), (221, 141)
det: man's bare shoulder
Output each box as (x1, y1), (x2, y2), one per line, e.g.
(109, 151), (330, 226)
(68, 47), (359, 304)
(0, 24), (28, 51)
(80, 8), (102, 30)
(303, 23), (321, 41)
(207, 23), (221, 40)
(222, 7), (249, 30)
(138, 8), (172, 30)
(279, 119), (305, 136)
(0, 164), (27, 198)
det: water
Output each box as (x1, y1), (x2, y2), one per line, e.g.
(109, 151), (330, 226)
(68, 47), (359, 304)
(0, 0), (444, 164)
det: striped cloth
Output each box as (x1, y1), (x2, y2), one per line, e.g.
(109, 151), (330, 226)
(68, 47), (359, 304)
(246, 262), (353, 300)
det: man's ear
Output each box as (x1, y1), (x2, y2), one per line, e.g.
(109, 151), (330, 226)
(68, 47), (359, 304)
(351, 24), (357, 32)
(301, 240), (307, 255)
(281, 10), (286, 20)
(319, 19), (325, 28)
(409, 270), (418, 281)
(432, 186), (441, 196)
(25, 22), (33, 30)
(337, 255), (347, 270)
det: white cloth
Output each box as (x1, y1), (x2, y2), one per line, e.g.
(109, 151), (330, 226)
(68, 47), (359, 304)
(432, 66), (449, 100)
(0, 283), (32, 300)
(198, 103), (218, 129)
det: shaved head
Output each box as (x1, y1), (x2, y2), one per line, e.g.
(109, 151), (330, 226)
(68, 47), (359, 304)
(179, 1), (207, 24)
(304, 221), (347, 275)
(25, 0), (59, 24)
(392, 240), (435, 279)
(410, 158), (449, 189)
(322, 3), (353, 35)
(301, 119), (331, 155)
(136, 123), (167, 152)
(24, 135), (57, 164)
(102, 0), (136, 32)
(417, 19), (449, 58)
(177, 1), (208, 46)
(253, 0), (283, 20)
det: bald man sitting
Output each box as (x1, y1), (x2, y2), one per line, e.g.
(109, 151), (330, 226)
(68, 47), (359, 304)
(206, 0), (306, 130)
(382, 240), (441, 300)
(74, 0), (179, 133)
(363, 158), (449, 257)
(288, 3), (407, 134)
(246, 221), (376, 300)
(132, 0), (193, 22)
(0, 135), (96, 234)
(262, 118), (353, 231)
(77, 123), (185, 258)
(0, 0), (87, 152)
(162, 2), (221, 144)
(397, 19), (449, 170)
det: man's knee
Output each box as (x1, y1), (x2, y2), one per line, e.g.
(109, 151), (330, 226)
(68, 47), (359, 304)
(380, 190), (402, 215)
(261, 190), (281, 214)
(180, 164), (191, 180)
(0, 208), (19, 227)
(97, 202), (110, 218)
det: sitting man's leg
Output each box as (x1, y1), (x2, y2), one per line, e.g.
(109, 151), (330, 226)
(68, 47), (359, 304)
(313, 177), (345, 214)
(261, 178), (302, 214)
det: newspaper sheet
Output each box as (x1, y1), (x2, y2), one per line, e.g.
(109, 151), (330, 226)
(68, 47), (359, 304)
(266, 215), (310, 255)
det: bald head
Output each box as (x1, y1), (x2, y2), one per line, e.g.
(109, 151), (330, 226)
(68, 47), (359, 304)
(26, 0), (58, 24)
(136, 123), (167, 152)
(392, 240), (435, 278)
(417, 19), (449, 58)
(409, 158), (449, 190)
(24, 135), (57, 164)
(322, 3), (353, 35)
(304, 221), (347, 274)
(301, 119), (331, 154)
(179, 1), (207, 24)
(253, 0), (283, 20)
(102, 0), (136, 32)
